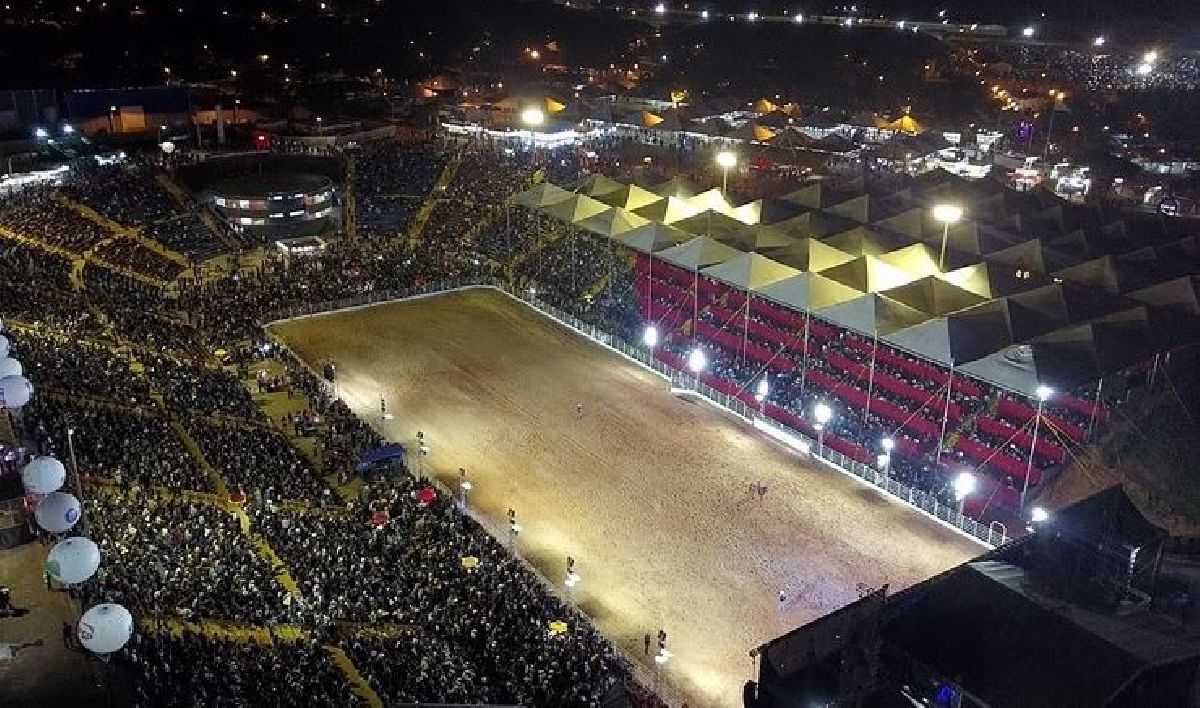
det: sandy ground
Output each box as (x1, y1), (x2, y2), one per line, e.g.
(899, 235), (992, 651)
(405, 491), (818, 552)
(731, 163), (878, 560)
(271, 289), (982, 708)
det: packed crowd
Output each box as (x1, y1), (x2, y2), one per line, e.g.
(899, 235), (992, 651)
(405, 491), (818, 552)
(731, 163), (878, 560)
(354, 141), (448, 239)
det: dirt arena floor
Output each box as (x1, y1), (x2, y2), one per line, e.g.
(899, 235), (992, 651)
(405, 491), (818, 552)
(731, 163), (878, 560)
(271, 288), (983, 707)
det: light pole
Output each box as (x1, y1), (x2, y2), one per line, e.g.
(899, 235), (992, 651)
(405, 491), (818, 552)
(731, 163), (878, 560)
(687, 347), (706, 392)
(66, 425), (87, 535)
(954, 470), (976, 517)
(1042, 90), (1064, 164)
(108, 105), (117, 134)
(813, 402), (832, 456)
(755, 377), (769, 417)
(716, 150), (737, 198)
(316, 116), (323, 135)
(932, 203), (962, 272)
(880, 436), (895, 479)
(458, 467), (471, 514)
(1022, 385), (1053, 509)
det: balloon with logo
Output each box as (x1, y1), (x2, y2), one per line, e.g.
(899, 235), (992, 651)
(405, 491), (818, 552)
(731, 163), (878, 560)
(34, 491), (82, 534)
(47, 537), (101, 585)
(0, 357), (21, 378)
(21, 456), (66, 495)
(77, 603), (134, 655)
(0, 375), (33, 409)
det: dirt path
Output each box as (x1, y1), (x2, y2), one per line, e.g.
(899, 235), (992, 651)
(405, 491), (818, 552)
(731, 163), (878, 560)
(270, 289), (981, 707)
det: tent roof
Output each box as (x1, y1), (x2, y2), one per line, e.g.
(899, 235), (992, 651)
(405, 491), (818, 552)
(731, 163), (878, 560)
(757, 272), (864, 312)
(632, 195), (703, 224)
(578, 174), (626, 198)
(820, 255), (915, 293)
(939, 261), (1048, 299)
(617, 222), (692, 253)
(540, 193), (610, 223)
(724, 224), (800, 252)
(655, 235), (743, 270)
(763, 238), (856, 273)
(671, 209), (748, 237)
(652, 176), (702, 199)
(700, 252), (799, 291)
(815, 292), (930, 336)
(882, 275), (989, 316)
(575, 207), (651, 237)
(509, 182), (574, 208)
(688, 188), (740, 217)
(822, 226), (913, 258)
(595, 183), (663, 211)
(883, 303), (1015, 366)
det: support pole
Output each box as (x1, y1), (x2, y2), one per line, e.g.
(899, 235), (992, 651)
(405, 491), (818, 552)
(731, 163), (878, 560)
(935, 359), (955, 469)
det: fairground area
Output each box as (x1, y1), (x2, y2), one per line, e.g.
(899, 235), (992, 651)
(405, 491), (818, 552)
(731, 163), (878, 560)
(270, 288), (982, 707)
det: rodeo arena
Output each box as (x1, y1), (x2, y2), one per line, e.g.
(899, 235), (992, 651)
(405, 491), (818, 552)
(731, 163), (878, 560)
(1, 107), (1200, 708)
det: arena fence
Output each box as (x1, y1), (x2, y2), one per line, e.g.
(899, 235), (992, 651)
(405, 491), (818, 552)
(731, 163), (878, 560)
(262, 278), (1008, 549)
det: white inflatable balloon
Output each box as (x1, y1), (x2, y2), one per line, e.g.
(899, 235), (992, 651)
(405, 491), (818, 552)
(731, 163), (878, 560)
(0, 375), (32, 409)
(0, 357), (21, 377)
(0, 334), (8, 358)
(78, 603), (134, 654)
(34, 492), (82, 534)
(21, 457), (66, 494)
(47, 537), (101, 585)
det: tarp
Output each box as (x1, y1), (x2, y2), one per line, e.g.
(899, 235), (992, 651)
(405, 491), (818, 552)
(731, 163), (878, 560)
(655, 235), (742, 271)
(688, 188), (740, 217)
(814, 292), (930, 337)
(509, 182), (573, 208)
(617, 222), (692, 253)
(575, 207), (650, 237)
(595, 184), (662, 211)
(757, 272), (864, 312)
(700, 252), (799, 292)
(632, 196), (702, 224)
(540, 193), (610, 223)
(356, 443), (407, 472)
(763, 238), (855, 273)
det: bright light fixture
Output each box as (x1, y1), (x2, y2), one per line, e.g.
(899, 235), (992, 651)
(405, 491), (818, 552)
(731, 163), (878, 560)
(1036, 384), (1054, 401)
(1022, 26), (1035, 37)
(814, 402), (832, 424)
(642, 325), (660, 348)
(687, 348), (707, 373)
(715, 150), (737, 169)
(521, 107), (545, 127)
(756, 378), (769, 399)
(932, 203), (963, 223)
(881, 437), (895, 452)
(954, 471), (976, 500)
(1030, 506), (1050, 523)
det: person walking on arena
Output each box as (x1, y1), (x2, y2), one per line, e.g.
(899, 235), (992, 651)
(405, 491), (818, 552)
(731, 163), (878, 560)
(575, 403), (584, 419)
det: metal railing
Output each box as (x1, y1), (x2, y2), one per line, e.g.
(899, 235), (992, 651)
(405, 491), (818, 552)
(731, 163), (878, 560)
(263, 279), (1007, 550)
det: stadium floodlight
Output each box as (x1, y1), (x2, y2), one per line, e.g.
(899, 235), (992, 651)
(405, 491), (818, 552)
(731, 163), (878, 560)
(654, 2), (665, 14)
(881, 436), (895, 452)
(755, 378), (769, 400)
(687, 347), (707, 373)
(933, 203), (963, 271)
(61, 124), (75, 135)
(1030, 506), (1050, 523)
(1035, 384), (1054, 402)
(33, 127), (49, 139)
(1022, 26), (1035, 38)
(521, 107), (545, 128)
(701, 9), (709, 19)
(1093, 36), (1106, 47)
(954, 471), (976, 501)
(747, 11), (758, 22)
(795, 13), (805, 23)
(642, 325), (660, 348)
(1143, 50), (1158, 64)
(814, 402), (832, 425)
(716, 150), (737, 196)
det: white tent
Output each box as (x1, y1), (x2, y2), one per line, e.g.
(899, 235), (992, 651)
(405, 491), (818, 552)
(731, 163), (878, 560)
(575, 207), (651, 238)
(618, 223), (693, 253)
(700, 252), (799, 292)
(756, 272), (864, 312)
(656, 235), (743, 271)
(509, 182), (574, 208)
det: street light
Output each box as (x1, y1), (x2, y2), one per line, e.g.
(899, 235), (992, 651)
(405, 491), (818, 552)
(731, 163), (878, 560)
(33, 127), (48, 139)
(521, 107), (545, 128)
(1093, 36), (1106, 47)
(932, 203), (962, 271)
(954, 470), (976, 516)
(642, 324), (659, 348)
(716, 150), (737, 197)
(813, 402), (832, 456)
(1022, 26), (1035, 38)
(1022, 385), (1054, 508)
(1030, 506), (1049, 523)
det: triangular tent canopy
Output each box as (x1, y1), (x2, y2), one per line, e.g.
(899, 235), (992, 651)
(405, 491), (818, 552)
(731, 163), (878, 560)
(671, 209), (747, 237)
(764, 238), (855, 273)
(757, 272), (864, 312)
(748, 198), (805, 225)
(815, 293), (930, 337)
(766, 128), (812, 150)
(540, 193), (610, 223)
(578, 174), (625, 198)
(876, 243), (941, 278)
(782, 183), (823, 210)
(825, 194), (871, 224)
(939, 261), (1047, 299)
(632, 196), (702, 224)
(700, 252), (799, 292)
(822, 226), (911, 258)
(596, 183), (663, 211)
(617, 223), (692, 253)
(872, 208), (926, 239)
(652, 176), (702, 200)
(820, 255), (915, 293)
(726, 122), (777, 142)
(884, 302), (1015, 367)
(509, 182), (573, 208)
(655, 235), (743, 271)
(812, 133), (857, 153)
(575, 207), (651, 237)
(724, 224), (800, 252)
(881, 276), (989, 317)
(688, 188), (739, 218)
